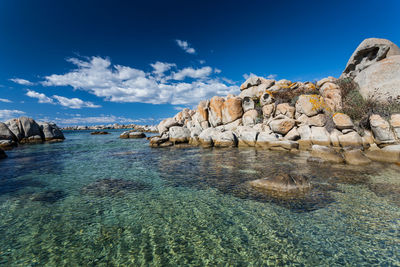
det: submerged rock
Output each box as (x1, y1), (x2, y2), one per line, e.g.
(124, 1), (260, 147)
(81, 178), (152, 197)
(249, 172), (311, 197)
(30, 190), (66, 203)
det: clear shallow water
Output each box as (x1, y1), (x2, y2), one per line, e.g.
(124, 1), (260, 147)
(0, 130), (399, 266)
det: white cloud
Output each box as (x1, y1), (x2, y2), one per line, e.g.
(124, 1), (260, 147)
(9, 78), (34, 86)
(267, 74), (277, 79)
(242, 73), (257, 80)
(0, 109), (25, 121)
(199, 60), (206, 64)
(214, 68), (221, 74)
(52, 95), (101, 109)
(176, 39), (196, 54)
(172, 66), (212, 80)
(26, 89), (54, 104)
(0, 98), (12, 103)
(42, 56), (239, 105)
(150, 61), (176, 77)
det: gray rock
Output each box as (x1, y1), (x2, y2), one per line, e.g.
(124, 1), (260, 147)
(342, 38), (400, 79)
(242, 109), (259, 127)
(295, 95), (324, 117)
(213, 131), (237, 147)
(240, 77), (274, 90)
(260, 92), (274, 106)
(242, 97), (255, 113)
(4, 119), (23, 141)
(311, 126), (331, 146)
(19, 117), (44, 142)
(354, 55), (400, 103)
(269, 116), (295, 135)
(158, 118), (179, 134)
(38, 122), (65, 141)
(0, 122), (17, 142)
(168, 126), (191, 143)
(369, 114), (395, 144)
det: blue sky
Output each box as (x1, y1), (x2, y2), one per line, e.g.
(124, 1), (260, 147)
(0, 0), (399, 126)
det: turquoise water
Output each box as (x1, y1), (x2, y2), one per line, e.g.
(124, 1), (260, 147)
(0, 129), (399, 266)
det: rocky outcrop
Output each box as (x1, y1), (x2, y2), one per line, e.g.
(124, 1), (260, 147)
(150, 38), (400, 166)
(342, 38), (400, 103)
(1, 117), (64, 150)
(120, 131), (146, 139)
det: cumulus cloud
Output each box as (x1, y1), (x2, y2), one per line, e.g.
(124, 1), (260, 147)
(25, 89), (100, 109)
(267, 74), (277, 79)
(9, 78), (34, 86)
(42, 56), (239, 105)
(52, 95), (101, 109)
(172, 66), (212, 80)
(26, 89), (54, 104)
(176, 39), (196, 54)
(0, 109), (25, 121)
(0, 98), (12, 103)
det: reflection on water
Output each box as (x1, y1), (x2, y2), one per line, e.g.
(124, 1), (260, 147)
(0, 129), (399, 266)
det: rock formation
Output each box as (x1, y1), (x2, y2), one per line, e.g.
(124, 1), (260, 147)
(341, 38), (400, 103)
(0, 116), (64, 150)
(149, 38), (400, 166)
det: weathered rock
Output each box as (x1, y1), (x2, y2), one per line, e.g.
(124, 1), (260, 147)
(338, 131), (362, 147)
(242, 97), (255, 112)
(38, 122), (65, 141)
(268, 140), (298, 151)
(311, 145), (344, 163)
(260, 92), (274, 106)
(361, 130), (375, 148)
(222, 96), (243, 125)
(5, 118), (23, 141)
(262, 103), (275, 119)
(239, 85), (264, 99)
(0, 122), (17, 142)
(249, 172), (311, 197)
(256, 132), (280, 148)
(332, 113), (354, 130)
(240, 76), (273, 90)
(297, 114), (326, 127)
(236, 126), (259, 147)
(269, 116), (295, 135)
(174, 108), (192, 125)
(296, 95), (324, 117)
(284, 127), (300, 141)
(197, 100), (209, 122)
(369, 114), (395, 144)
(0, 148), (7, 159)
(275, 103), (295, 119)
(149, 135), (170, 147)
(342, 38), (400, 79)
(365, 144), (400, 163)
(354, 55), (400, 103)
(120, 131), (130, 139)
(316, 77), (336, 89)
(242, 109), (259, 127)
(311, 126), (330, 146)
(208, 96), (225, 127)
(297, 125), (312, 150)
(158, 118), (179, 134)
(129, 132), (146, 138)
(330, 129), (343, 147)
(18, 117), (44, 143)
(390, 114), (400, 139)
(198, 128), (221, 147)
(213, 131), (237, 147)
(169, 126), (191, 143)
(343, 149), (371, 165)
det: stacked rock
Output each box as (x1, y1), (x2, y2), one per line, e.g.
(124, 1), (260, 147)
(0, 116), (64, 150)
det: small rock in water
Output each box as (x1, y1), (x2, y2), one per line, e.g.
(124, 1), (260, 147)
(81, 178), (152, 197)
(30, 190), (66, 203)
(250, 172), (311, 197)
(91, 131), (110, 135)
